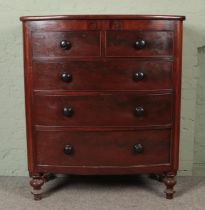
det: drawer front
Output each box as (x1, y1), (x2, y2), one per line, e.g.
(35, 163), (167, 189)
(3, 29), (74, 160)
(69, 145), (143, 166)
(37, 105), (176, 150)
(34, 93), (172, 126)
(106, 31), (173, 57)
(35, 129), (171, 166)
(33, 61), (173, 91)
(32, 31), (101, 57)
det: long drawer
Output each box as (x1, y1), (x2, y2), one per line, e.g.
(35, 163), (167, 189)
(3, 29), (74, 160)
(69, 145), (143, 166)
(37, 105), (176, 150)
(33, 61), (173, 91)
(33, 93), (173, 127)
(35, 129), (171, 166)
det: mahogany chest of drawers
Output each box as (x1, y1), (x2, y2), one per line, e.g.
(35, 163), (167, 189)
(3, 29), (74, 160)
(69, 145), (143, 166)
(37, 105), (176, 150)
(20, 15), (185, 200)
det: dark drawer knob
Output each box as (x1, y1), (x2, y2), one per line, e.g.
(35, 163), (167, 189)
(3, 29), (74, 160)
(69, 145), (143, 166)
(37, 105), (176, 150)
(133, 72), (145, 81)
(61, 73), (72, 82)
(60, 40), (72, 50)
(133, 143), (144, 154)
(135, 39), (146, 49)
(63, 107), (73, 117)
(64, 144), (73, 155)
(135, 106), (144, 116)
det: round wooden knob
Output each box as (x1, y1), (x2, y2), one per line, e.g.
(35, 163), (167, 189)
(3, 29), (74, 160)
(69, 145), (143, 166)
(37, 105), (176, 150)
(135, 106), (144, 116)
(64, 145), (73, 155)
(61, 73), (72, 82)
(135, 39), (146, 49)
(60, 40), (72, 49)
(63, 107), (73, 117)
(133, 72), (145, 81)
(133, 144), (144, 154)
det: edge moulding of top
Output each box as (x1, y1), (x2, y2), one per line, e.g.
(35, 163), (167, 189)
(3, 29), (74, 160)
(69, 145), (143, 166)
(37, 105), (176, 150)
(20, 15), (186, 21)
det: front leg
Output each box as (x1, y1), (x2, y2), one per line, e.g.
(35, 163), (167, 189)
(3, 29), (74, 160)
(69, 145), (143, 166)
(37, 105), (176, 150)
(30, 174), (44, 200)
(163, 172), (176, 199)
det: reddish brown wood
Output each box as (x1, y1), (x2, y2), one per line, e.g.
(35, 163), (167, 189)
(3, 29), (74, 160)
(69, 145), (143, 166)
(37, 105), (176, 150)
(106, 31), (174, 57)
(35, 164), (172, 175)
(25, 20), (177, 33)
(22, 22), (36, 173)
(172, 21), (183, 172)
(33, 93), (172, 127)
(20, 15), (185, 21)
(32, 31), (101, 58)
(30, 174), (44, 200)
(33, 61), (173, 91)
(35, 129), (170, 166)
(163, 172), (176, 199)
(20, 15), (185, 200)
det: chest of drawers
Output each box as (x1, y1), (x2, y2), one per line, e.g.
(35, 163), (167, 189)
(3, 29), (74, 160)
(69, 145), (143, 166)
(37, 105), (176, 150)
(20, 15), (185, 200)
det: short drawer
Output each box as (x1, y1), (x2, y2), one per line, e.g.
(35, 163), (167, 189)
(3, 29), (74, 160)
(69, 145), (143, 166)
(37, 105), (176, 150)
(32, 31), (101, 58)
(35, 129), (171, 166)
(33, 61), (173, 91)
(34, 93), (172, 127)
(106, 31), (173, 57)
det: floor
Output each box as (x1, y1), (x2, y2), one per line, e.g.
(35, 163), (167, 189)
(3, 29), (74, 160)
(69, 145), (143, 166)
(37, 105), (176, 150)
(0, 175), (204, 210)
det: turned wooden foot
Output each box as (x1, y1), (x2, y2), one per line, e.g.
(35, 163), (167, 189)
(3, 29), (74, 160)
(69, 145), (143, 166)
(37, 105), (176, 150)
(163, 173), (176, 199)
(30, 174), (44, 200)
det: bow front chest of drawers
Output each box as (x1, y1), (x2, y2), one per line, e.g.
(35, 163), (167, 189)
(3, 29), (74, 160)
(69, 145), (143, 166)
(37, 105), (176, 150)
(20, 15), (185, 200)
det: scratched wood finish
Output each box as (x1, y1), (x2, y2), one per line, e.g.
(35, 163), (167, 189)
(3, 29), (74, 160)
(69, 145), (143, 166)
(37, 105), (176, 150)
(33, 61), (173, 91)
(20, 15), (185, 200)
